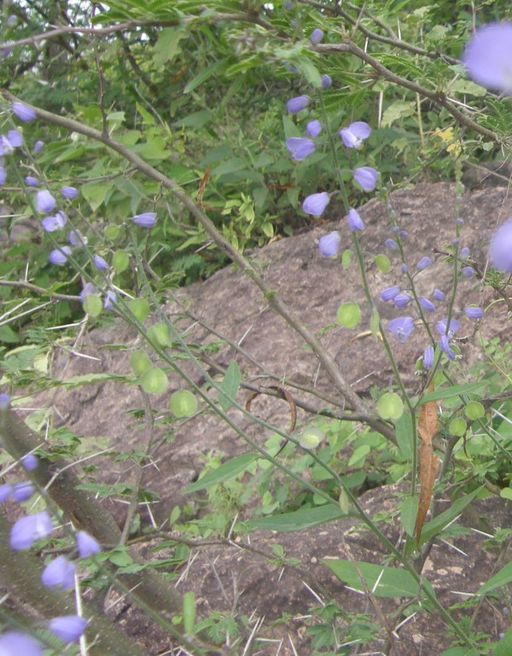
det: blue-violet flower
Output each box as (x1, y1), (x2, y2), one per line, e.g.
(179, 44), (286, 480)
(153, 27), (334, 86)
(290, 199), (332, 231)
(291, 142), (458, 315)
(339, 121), (371, 149)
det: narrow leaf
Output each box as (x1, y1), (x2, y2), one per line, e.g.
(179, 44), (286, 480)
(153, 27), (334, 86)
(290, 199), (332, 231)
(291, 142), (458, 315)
(185, 453), (257, 494)
(324, 559), (419, 598)
(245, 503), (350, 532)
(418, 382), (485, 404)
(420, 487), (482, 544)
(218, 361), (241, 411)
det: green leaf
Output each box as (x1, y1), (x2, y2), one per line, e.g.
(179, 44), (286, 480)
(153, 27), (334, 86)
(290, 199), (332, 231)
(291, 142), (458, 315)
(400, 496), (419, 537)
(183, 591), (196, 636)
(81, 182), (112, 212)
(440, 648), (479, 656)
(500, 488), (512, 500)
(153, 27), (187, 67)
(218, 361), (241, 411)
(61, 373), (128, 388)
(418, 382), (486, 404)
(183, 60), (227, 94)
(245, 503), (349, 532)
(493, 628), (512, 656)
(479, 562), (512, 595)
(324, 559), (419, 598)
(295, 58), (322, 88)
(174, 110), (212, 129)
(420, 488), (482, 544)
(381, 101), (415, 128)
(186, 453), (258, 494)
(395, 411), (413, 460)
(0, 325), (20, 344)
(450, 78), (486, 97)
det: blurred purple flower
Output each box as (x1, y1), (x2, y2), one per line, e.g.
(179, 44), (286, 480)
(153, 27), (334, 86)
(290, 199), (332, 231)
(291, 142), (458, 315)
(460, 246), (470, 259)
(42, 555), (75, 591)
(416, 256), (432, 270)
(41, 211), (67, 232)
(286, 95), (310, 114)
(10, 511), (53, 550)
(347, 208), (365, 232)
(104, 290), (117, 311)
(465, 306), (484, 319)
(321, 74), (332, 89)
(131, 212), (157, 229)
(387, 316), (415, 343)
(33, 140), (44, 153)
(79, 283), (97, 302)
(48, 246), (71, 266)
(423, 345), (434, 370)
(22, 454), (38, 471)
(380, 286), (400, 302)
(0, 393), (11, 409)
(339, 121), (371, 149)
(12, 482), (35, 503)
(462, 266), (475, 278)
(7, 129), (23, 148)
(400, 264), (409, 273)
(7, 15), (18, 27)
(25, 176), (39, 187)
(436, 317), (460, 338)
(463, 23), (512, 93)
(384, 238), (398, 250)
(286, 137), (316, 161)
(0, 166), (5, 186)
(12, 101), (36, 123)
(93, 254), (109, 271)
(68, 230), (86, 247)
(302, 191), (330, 217)
(76, 530), (101, 558)
(0, 484), (13, 503)
(0, 135), (14, 156)
(433, 288), (445, 302)
(318, 231), (341, 257)
(310, 28), (324, 44)
(439, 334), (456, 361)
(35, 190), (56, 213)
(0, 632), (42, 656)
(48, 616), (87, 644)
(353, 166), (378, 192)
(490, 220), (512, 272)
(306, 120), (322, 137)
(394, 293), (411, 309)
(61, 186), (79, 200)
(419, 297), (436, 313)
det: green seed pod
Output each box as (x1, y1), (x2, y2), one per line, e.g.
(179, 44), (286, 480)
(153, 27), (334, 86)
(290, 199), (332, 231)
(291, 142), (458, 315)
(377, 392), (404, 420)
(141, 367), (169, 395)
(336, 302), (361, 329)
(83, 294), (102, 317)
(130, 351), (152, 377)
(465, 401), (485, 421)
(169, 390), (198, 418)
(128, 298), (150, 323)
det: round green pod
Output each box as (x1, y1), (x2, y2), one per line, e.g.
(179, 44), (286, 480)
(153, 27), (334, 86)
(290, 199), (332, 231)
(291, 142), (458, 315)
(169, 390), (198, 418)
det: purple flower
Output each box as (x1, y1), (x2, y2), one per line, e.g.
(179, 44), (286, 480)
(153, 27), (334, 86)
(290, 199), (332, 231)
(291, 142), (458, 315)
(380, 286), (400, 302)
(68, 229), (85, 247)
(76, 530), (101, 558)
(321, 74), (332, 89)
(353, 166), (378, 192)
(12, 101), (36, 123)
(0, 484), (13, 503)
(10, 511), (53, 550)
(22, 454), (38, 471)
(0, 632), (42, 656)
(318, 231), (341, 257)
(463, 23), (512, 93)
(423, 345), (434, 370)
(436, 318), (460, 338)
(33, 140), (44, 153)
(93, 254), (109, 271)
(80, 283), (97, 302)
(7, 129), (23, 148)
(41, 212), (67, 232)
(347, 208), (365, 232)
(306, 120), (322, 137)
(0, 135), (14, 156)
(131, 212), (157, 229)
(41, 555), (75, 590)
(286, 137), (316, 161)
(302, 191), (330, 217)
(419, 297), (436, 313)
(339, 121), (372, 149)
(460, 246), (470, 259)
(462, 266), (475, 278)
(433, 288), (445, 302)
(385, 238), (398, 250)
(393, 292), (411, 309)
(61, 186), (79, 200)
(7, 15), (18, 27)
(25, 176), (39, 187)
(48, 246), (71, 266)
(12, 482), (35, 503)
(104, 290), (117, 311)
(48, 615), (87, 644)
(35, 190), (56, 213)
(439, 334), (456, 361)
(0, 393), (11, 409)
(416, 256), (432, 270)
(400, 265), (409, 274)
(490, 219), (512, 273)
(0, 166), (5, 186)
(286, 95), (310, 114)
(387, 316), (415, 343)
(465, 306), (484, 319)
(310, 28), (324, 44)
